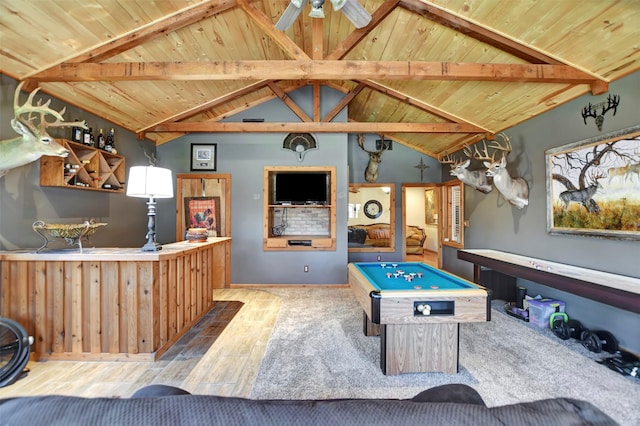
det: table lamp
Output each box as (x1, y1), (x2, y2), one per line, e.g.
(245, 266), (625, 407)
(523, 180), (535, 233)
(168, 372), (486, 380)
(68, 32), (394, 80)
(126, 166), (174, 251)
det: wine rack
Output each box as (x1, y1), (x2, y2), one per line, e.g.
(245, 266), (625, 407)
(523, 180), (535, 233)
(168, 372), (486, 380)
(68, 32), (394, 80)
(40, 139), (125, 193)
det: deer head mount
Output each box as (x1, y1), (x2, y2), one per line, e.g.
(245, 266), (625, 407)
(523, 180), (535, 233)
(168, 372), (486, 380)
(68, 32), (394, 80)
(581, 94), (620, 131)
(439, 147), (493, 194)
(357, 133), (388, 183)
(1, 82), (87, 178)
(476, 133), (529, 209)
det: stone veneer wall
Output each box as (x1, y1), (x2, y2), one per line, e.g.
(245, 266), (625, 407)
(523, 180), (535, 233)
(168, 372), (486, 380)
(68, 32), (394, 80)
(273, 208), (330, 236)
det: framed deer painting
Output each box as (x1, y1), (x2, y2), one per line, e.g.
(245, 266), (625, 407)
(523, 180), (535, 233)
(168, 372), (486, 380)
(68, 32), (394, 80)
(545, 125), (640, 240)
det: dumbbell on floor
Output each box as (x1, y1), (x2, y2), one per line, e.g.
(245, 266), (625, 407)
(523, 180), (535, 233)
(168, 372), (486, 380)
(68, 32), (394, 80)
(550, 315), (584, 341)
(581, 330), (619, 354)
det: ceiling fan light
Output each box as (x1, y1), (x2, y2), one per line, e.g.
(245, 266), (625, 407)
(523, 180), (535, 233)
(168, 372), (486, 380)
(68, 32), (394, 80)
(309, 3), (324, 18)
(330, 0), (346, 11)
(275, 0), (308, 30)
(335, 0), (371, 28)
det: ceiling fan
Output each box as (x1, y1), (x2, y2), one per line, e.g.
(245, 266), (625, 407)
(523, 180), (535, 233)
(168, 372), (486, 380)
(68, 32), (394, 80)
(275, 0), (372, 30)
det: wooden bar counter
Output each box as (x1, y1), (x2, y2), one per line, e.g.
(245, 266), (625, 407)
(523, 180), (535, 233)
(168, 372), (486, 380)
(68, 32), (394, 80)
(0, 238), (230, 361)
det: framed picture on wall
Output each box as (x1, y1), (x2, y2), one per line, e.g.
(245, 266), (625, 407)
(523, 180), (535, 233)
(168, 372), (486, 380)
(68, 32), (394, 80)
(184, 197), (221, 236)
(425, 188), (438, 224)
(545, 125), (640, 240)
(190, 143), (217, 171)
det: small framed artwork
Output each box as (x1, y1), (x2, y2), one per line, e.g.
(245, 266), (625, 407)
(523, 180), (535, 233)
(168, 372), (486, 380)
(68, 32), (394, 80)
(184, 196), (221, 236)
(545, 125), (640, 240)
(375, 139), (393, 150)
(425, 188), (438, 225)
(190, 143), (217, 171)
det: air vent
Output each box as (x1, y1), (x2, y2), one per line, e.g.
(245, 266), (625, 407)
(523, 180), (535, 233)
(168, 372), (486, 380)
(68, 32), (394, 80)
(242, 118), (264, 122)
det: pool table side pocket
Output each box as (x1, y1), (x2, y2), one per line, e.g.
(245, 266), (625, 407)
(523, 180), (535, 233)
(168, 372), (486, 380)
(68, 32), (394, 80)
(379, 295), (489, 324)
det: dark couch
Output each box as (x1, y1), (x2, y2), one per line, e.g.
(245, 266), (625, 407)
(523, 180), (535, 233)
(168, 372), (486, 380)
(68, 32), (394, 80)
(0, 384), (616, 426)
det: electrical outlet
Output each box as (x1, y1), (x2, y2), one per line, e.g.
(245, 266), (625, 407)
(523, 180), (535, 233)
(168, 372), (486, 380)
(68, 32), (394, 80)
(304, 265), (309, 272)
(377, 255), (381, 261)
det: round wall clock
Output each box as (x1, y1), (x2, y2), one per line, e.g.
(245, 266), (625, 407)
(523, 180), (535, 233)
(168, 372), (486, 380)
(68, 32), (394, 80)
(364, 200), (383, 219)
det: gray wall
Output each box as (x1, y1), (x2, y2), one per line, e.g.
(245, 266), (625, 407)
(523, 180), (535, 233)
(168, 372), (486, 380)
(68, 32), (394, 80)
(157, 86), (352, 285)
(442, 71), (640, 353)
(0, 75), (155, 251)
(347, 136), (442, 264)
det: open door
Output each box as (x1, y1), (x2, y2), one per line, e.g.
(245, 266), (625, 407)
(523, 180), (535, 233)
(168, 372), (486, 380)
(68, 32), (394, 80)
(402, 181), (464, 268)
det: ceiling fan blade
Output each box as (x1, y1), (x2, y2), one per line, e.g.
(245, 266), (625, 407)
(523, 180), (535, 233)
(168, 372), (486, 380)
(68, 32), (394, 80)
(275, 0), (309, 30)
(331, 0), (371, 28)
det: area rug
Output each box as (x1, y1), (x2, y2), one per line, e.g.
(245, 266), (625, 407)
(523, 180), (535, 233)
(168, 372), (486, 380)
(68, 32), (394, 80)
(249, 287), (639, 425)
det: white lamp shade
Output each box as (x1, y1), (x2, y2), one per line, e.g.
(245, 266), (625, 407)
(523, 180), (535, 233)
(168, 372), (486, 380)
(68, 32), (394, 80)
(126, 166), (174, 198)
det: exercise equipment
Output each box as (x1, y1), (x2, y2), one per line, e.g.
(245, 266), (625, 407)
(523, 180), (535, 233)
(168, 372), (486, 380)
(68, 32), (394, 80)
(598, 350), (640, 378)
(581, 329), (619, 354)
(551, 317), (584, 340)
(0, 317), (33, 387)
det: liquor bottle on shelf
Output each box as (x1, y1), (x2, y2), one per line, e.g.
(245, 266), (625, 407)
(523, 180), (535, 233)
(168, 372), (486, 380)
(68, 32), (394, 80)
(82, 126), (92, 146)
(71, 120), (83, 143)
(97, 128), (106, 150)
(105, 128), (115, 153)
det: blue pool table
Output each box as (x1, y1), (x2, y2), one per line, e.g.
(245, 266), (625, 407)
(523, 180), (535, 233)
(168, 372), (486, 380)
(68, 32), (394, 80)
(348, 262), (491, 375)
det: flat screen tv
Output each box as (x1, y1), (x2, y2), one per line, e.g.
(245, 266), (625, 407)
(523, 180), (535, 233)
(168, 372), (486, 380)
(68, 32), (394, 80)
(274, 172), (329, 205)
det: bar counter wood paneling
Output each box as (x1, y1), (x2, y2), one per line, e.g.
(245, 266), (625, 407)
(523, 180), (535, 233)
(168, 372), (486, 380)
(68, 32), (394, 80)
(0, 238), (231, 361)
(458, 249), (640, 314)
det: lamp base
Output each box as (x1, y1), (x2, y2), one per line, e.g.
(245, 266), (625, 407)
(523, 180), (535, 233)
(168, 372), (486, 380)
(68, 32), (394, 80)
(141, 240), (162, 252)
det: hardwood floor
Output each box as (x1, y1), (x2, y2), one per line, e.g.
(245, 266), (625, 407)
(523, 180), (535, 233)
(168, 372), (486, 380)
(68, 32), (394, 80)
(0, 257), (442, 399)
(0, 288), (280, 399)
(406, 250), (439, 267)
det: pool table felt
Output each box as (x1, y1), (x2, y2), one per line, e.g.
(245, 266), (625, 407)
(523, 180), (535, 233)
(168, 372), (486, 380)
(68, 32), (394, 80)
(348, 262), (490, 324)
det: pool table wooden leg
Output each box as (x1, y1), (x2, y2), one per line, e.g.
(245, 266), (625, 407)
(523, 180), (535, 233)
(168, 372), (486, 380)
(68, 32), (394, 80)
(362, 311), (380, 336)
(380, 323), (459, 375)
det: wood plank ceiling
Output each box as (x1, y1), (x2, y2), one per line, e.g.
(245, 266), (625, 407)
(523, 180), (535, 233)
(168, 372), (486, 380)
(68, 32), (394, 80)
(1, 0), (638, 158)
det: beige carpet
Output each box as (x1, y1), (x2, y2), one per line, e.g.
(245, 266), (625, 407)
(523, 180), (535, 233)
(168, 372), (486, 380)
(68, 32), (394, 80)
(249, 287), (639, 425)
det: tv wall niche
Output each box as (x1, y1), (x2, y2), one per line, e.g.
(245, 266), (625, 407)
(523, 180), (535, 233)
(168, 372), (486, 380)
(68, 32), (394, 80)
(263, 166), (336, 251)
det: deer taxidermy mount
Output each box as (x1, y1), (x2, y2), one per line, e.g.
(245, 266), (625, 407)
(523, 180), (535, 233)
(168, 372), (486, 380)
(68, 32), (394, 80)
(275, 0), (371, 30)
(0, 82), (86, 178)
(282, 133), (317, 162)
(440, 148), (493, 194)
(357, 133), (388, 183)
(479, 133), (529, 209)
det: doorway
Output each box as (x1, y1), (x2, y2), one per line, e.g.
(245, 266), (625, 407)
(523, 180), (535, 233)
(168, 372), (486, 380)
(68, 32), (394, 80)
(402, 184), (441, 268)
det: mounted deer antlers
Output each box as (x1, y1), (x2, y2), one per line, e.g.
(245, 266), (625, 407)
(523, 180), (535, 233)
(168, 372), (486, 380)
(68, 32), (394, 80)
(440, 148), (493, 194)
(480, 133), (529, 209)
(581, 94), (620, 131)
(357, 133), (388, 183)
(1, 82), (87, 177)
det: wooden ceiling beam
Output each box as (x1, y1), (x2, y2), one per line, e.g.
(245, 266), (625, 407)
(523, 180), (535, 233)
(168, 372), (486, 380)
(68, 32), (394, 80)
(266, 81), (312, 122)
(322, 83), (366, 123)
(150, 121), (481, 133)
(325, 0), (401, 60)
(29, 0), (237, 76)
(398, 0), (560, 65)
(137, 80), (272, 133)
(34, 61), (597, 84)
(236, 0), (310, 60)
(359, 79), (486, 131)
(398, 0), (608, 91)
